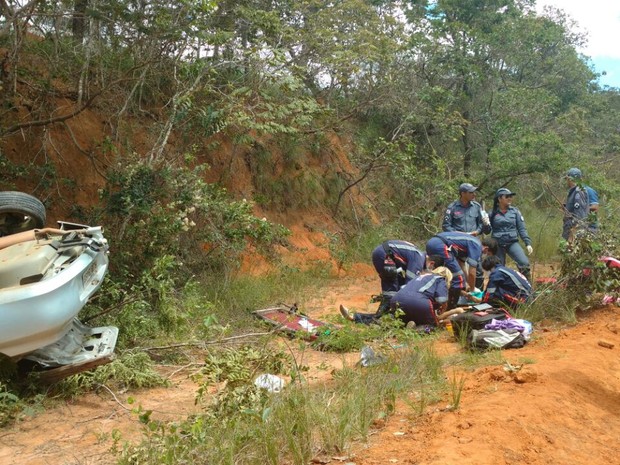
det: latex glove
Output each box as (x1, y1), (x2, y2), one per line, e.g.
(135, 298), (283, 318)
(526, 245), (533, 256)
(480, 210), (491, 226)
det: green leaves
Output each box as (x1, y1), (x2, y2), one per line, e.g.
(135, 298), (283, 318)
(559, 230), (620, 303)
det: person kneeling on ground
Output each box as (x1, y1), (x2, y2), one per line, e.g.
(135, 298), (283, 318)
(470, 255), (532, 309)
(340, 255), (466, 327)
(368, 239), (427, 317)
(425, 232), (498, 310)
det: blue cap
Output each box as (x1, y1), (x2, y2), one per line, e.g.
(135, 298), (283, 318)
(496, 188), (516, 197)
(566, 167), (582, 179)
(459, 183), (477, 193)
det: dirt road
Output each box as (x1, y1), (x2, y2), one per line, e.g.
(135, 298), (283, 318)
(1, 269), (619, 465)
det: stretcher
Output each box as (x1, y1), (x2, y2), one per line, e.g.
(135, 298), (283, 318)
(253, 304), (330, 340)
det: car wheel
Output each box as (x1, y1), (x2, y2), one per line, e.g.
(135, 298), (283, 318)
(0, 191), (46, 236)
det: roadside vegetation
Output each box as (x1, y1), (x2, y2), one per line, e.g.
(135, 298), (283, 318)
(115, 342), (446, 465)
(1, 0), (620, 462)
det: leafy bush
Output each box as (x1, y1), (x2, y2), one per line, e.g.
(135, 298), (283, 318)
(75, 155), (291, 345)
(51, 352), (168, 398)
(98, 155), (289, 281)
(189, 345), (292, 422)
(312, 323), (370, 352)
(313, 311), (427, 353)
(0, 383), (25, 427)
(559, 231), (620, 301)
(516, 230), (620, 323)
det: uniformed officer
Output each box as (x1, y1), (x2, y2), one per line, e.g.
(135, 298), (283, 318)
(488, 188), (533, 281)
(442, 182), (491, 289)
(442, 183), (491, 236)
(370, 239), (426, 316)
(480, 255), (532, 309)
(563, 169), (590, 241)
(565, 168), (598, 232)
(425, 231), (485, 309)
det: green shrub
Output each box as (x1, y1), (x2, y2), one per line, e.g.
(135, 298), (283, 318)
(0, 383), (25, 427)
(50, 352), (168, 398)
(116, 343), (446, 465)
(559, 230), (620, 300)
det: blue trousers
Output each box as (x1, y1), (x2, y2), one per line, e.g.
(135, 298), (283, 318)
(496, 242), (530, 279)
(353, 296), (437, 326)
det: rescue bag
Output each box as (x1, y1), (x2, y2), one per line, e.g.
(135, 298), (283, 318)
(450, 304), (511, 339)
(467, 328), (527, 350)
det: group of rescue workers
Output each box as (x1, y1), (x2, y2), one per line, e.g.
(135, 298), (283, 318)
(340, 168), (600, 329)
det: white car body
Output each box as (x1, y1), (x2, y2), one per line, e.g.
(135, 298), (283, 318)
(0, 223), (118, 369)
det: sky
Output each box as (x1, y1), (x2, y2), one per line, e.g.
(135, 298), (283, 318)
(536, 0), (620, 89)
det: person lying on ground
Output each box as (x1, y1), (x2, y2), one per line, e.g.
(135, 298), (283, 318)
(468, 255), (532, 309)
(340, 255), (466, 327)
(0, 228), (67, 250)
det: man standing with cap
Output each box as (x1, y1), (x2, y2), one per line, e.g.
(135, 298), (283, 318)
(566, 168), (599, 232)
(563, 168), (590, 240)
(442, 182), (491, 289)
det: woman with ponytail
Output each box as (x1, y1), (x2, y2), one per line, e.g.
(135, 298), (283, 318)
(488, 188), (533, 281)
(340, 256), (465, 327)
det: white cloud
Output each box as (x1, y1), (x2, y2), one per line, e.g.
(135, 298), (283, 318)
(536, 0), (620, 58)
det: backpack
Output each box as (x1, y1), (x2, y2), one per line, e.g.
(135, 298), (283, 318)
(450, 304), (511, 339)
(467, 328), (527, 350)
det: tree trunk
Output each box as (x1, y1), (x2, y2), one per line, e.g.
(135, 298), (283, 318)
(72, 0), (89, 43)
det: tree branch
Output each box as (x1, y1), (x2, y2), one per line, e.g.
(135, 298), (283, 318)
(2, 89), (103, 136)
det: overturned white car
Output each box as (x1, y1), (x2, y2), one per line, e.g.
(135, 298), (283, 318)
(0, 192), (118, 380)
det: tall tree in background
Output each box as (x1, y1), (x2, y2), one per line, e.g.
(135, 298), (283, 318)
(392, 0), (596, 179)
(72, 0), (88, 42)
(0, 0), (616, 220)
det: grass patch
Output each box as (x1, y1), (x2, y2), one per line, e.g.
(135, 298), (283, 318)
(444, 347), (506, 370)
(515, 283), (580, 324)
(115, 340), (447, 465)
(447, 370), (466, 411)
(518, 204), (563, 264)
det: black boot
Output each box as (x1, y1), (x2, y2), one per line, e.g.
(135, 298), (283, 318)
(475, 263), (485, 290)
(519, 266), (531, 283)
(375, 294), (393, 317)
(448, 288), (461, 310)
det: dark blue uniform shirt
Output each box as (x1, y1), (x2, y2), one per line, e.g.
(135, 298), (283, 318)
(484, 265), (532, 307)
(489, 206), (531, 247)
(442, 200), (491, 235)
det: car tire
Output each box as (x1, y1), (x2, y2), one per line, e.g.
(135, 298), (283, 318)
(0, 191), (46, 236)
